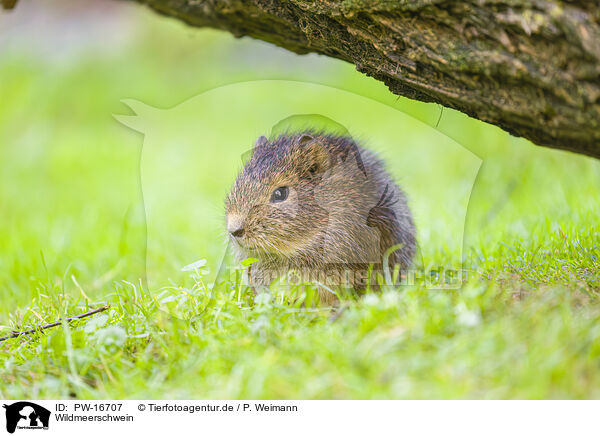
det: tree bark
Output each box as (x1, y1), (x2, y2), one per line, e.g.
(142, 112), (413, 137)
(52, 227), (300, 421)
(132, 0), (599, 158)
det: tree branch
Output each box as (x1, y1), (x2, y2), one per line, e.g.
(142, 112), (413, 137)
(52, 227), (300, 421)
(132, 0), (600, 158)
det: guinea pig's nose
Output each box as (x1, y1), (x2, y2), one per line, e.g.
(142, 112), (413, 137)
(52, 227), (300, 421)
(227, 215), (245, 238)
(230, 227), (245, 238)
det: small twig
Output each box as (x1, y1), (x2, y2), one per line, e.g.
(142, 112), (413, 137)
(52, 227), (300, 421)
(0, 305), (111, 342)
(435, 105), (444, 128)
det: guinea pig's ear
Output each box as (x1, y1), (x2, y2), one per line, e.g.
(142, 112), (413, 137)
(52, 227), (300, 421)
(298, 134), (313, 145)
(254, 135), (268, 148)
(303, 141), (331, 177)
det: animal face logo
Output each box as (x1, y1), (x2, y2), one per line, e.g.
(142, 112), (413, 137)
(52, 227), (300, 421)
(3, 402), (50, 434)
(115, 80), (482, 290)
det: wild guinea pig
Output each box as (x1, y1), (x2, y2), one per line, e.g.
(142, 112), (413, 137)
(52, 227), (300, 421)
(225, 132), (416, 302)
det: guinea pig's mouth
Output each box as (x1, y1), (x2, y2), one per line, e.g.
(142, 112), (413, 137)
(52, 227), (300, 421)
(233, 235), (291, 256)
(231, 236), (259, 252)
(239, 243), (258, 252)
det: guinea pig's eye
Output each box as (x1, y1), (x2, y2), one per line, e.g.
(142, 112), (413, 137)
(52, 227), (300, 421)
(270, 186), (289, 203)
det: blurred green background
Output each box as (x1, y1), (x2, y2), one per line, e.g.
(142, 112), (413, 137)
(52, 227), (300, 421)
(0, 0), (599, 398)
(1, 0), (598, 307)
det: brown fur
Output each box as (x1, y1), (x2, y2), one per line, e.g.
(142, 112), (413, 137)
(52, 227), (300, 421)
(225, 132), (416, 302)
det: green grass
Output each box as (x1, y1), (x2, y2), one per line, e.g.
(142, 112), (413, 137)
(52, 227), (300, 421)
(0, 4), (599, 399)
